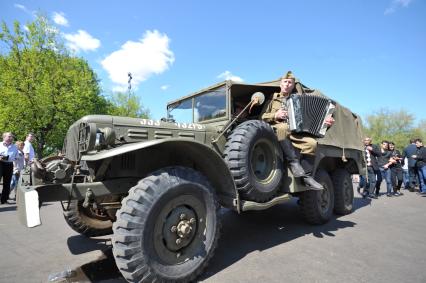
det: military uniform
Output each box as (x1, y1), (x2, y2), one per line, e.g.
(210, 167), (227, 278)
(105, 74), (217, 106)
(260, 92), (317, 155)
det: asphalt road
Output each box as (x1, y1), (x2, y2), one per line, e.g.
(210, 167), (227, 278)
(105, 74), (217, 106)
(1, 185), (426, 283)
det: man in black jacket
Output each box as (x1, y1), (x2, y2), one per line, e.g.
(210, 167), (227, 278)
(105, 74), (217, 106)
(413, 138), (426, 195)
(403, 139), (419, 191)
(362, 137), (381, 198)
(376, 141), (394, 197)
(389, 142), (404, 196)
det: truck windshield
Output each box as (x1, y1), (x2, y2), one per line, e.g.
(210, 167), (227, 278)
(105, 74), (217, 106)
(168, 86), (227, 123)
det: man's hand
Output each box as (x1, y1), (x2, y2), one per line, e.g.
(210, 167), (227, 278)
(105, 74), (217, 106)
(274, 109), (288, 121)
(325, 116), (335, 127)
(366, 146), (373, 151)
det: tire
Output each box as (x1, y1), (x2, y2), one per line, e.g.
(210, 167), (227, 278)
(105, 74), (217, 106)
(63, 200), (113, 237)
(332, 168), (354, 215)
(112, 166), (220, 283)
(300, 169), (335, 225)
(223, 120), (283, 202)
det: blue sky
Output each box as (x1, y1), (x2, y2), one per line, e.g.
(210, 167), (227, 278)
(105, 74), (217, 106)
(2, 0), (425, 124)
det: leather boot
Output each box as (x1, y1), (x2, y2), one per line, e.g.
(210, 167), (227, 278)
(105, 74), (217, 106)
(303, 175), (323, 190)
(300, 155), (323, 190)
(279, 139), (306, 177)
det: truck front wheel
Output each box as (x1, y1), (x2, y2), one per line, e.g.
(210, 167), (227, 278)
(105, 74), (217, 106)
(112, 166), (220, 283)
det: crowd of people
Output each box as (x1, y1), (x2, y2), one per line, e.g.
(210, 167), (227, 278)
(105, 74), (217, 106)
(0, 132), (35, 204)
(358, 137), (426, 199)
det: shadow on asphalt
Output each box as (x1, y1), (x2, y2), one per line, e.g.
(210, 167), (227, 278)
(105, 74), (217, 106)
(67, 235), (111, 255)
(0, 205), (18, 212)
(0, 201), (52, 213)
(200, 199), (359, 280)
(63, 194), (373, 282)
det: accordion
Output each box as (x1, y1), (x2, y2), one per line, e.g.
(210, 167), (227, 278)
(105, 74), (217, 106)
(286, 94), (335, 138)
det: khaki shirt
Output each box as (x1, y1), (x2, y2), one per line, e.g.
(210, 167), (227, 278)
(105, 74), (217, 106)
(260, 92), (290, 141)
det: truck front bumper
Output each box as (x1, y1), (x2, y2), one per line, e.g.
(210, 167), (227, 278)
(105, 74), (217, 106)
(17, 177), (138, 228)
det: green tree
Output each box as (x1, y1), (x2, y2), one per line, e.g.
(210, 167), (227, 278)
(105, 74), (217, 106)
(363, 108), (424, 150)
(0, 15), (111, 157)
(108, 91), (150, 118)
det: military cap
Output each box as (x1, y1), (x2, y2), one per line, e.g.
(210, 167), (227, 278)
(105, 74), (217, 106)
(282, 71), (296, 80)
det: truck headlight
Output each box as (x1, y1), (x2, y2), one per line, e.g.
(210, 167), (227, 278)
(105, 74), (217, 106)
(95, 131), (105, 149)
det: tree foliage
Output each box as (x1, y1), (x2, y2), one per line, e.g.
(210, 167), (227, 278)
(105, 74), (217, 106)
(108, 91), (150, 118)
(362, 108), (425, 150)
(0, 15), (111, 157)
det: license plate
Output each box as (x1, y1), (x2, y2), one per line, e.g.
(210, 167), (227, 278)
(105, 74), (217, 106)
(17, 187), (41, 228)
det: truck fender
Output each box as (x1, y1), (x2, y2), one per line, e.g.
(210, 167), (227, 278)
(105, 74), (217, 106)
(82, 139), (237, 208)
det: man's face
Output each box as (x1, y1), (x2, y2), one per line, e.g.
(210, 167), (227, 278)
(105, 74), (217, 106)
(28, 134), (35, 142)
(416, 141), (423, 148)
(389, 144), (395, 150)
(3, 133), (13, 144)
(381, 142), (388, 150)
(280, 78), (295, 94)
(18, 143), (24, 151)
(364, 138), (372, 146)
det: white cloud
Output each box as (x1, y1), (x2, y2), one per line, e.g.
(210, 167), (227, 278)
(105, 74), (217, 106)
(101, 30), (175, 90)
(217, 71), (244, 83)
(384, 0), (413, 15)
(112, 85), (128, 93)
(52, 12), (69, 27)
(63, 30), (101, 52)
(160, 85), (170, 91)
(14, 3), (34, 16)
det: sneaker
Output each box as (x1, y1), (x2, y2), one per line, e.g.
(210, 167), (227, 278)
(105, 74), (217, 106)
(386, 193), (392, 197)
(368, 194), (378, 199)
(393, 192), (401, 196)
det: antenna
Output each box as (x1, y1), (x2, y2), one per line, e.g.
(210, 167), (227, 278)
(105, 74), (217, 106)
(127, 72), (132, 116)
(128, 72), (132, 90)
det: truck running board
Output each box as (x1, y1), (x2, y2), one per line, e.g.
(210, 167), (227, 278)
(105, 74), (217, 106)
(241, 193), (291, 211)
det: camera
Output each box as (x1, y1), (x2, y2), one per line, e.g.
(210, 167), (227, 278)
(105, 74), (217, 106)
(0, 154), (9, 161)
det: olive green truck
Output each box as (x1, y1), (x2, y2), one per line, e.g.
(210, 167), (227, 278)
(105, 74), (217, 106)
(17, 79), (365, 283)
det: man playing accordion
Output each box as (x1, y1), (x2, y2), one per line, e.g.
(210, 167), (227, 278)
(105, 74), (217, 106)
(260, 71), (335, 190)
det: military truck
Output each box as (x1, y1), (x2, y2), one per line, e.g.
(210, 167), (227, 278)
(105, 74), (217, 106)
(17, 79), (365, 283)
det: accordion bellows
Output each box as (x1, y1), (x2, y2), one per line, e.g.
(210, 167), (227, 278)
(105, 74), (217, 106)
(287, 94), (336, 138)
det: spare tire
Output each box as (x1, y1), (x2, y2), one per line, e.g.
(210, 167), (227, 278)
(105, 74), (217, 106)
(223, 120), (283, 202)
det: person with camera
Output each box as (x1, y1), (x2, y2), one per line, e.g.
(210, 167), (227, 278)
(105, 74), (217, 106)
(0, 132), (18, 204)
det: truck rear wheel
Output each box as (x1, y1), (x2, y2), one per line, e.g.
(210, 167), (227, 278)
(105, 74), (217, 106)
(224, 120), (283, 202)
(112, 166), (220, 283)
(332, 168), (354, 215)
(63, 200), (113, 237)
(300, 169), (335, 224)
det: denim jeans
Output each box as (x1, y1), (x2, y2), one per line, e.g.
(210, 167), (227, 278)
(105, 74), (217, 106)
(417, 166), (426, 193)
(9, 173), (20, 197)
(366, 167), (377, 195)
(402, 169), (409, 189)
(379, 167), (393, 195)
